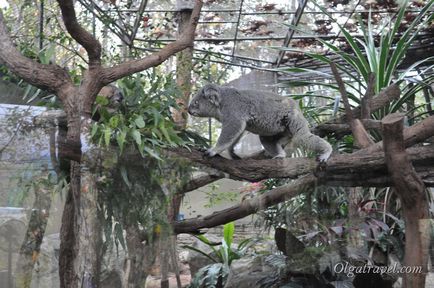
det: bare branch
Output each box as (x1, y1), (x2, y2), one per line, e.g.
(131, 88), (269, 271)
(0, 11), (73, 96)
(100, 0), (203, 84)
(178, 172), (225, 195)
(356, 114), (434, 155)
(170, 146), (434, 187)
(330, 62), (373, 148)
(361, 73), (376, 119)
(173, 174), (317, 234)
(57, 0), (102, 65)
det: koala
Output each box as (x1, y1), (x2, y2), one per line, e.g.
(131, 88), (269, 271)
(93, 84), (124, 121)
(98, 84), (124, 108)
(188, 84), (332, 162)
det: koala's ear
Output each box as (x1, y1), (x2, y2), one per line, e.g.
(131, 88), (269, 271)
(203, 84), (220, 106)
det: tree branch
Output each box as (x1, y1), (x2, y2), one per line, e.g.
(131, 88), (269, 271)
(56, 0), (102, 65)
(0, 11), (73, 96)
(100, 0), (203, 84)
(356, 114), (434, 155)
(330, 62), (373, 148)
(178, 171), (225, 195)
(314, 83), (401, 137)
(361, 73), (375, 119)
(173, 174), (317, 234)
(170, 146), (434, 187)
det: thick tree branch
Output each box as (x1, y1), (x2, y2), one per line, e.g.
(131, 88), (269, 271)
(170, 146), (434, 187)
(57, 0), (102, 65)
(173, 174), (317, 234)
(100, 0), (203, 84)
(356, 114), (434, 155)
(0, 11), (73, 96)
(382, 113), (430, 288)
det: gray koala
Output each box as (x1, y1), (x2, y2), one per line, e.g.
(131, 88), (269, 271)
(188, 84), (332, 162)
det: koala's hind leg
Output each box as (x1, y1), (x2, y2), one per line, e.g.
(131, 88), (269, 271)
(259, 134), (291, 158)
(293, 132), (332, 162)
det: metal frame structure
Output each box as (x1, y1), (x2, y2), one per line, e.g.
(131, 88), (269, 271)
(73, 0), (433, 81)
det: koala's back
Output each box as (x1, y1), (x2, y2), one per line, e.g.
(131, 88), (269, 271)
(220, 87), (299, 136)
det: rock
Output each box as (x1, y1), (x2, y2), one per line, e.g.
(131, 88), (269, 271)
(187, 234), (221, 277)
(225, 255), (286, 288)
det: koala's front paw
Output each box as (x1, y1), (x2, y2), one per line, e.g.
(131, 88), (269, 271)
(203, 148), (218, 158)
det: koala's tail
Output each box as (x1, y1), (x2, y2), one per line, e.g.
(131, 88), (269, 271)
(284, 110), (333, 162)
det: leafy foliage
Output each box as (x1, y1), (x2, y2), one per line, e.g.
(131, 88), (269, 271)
(278, 0), (434, 123)
(91, 69), (205, 158)
(185, 222), (256, 288)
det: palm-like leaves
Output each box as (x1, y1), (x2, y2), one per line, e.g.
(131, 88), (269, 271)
(277, 0), (434, 120)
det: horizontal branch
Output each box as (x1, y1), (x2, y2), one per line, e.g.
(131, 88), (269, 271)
(313, 119), (381, 137)
(0, 11), (73, 96)
(170, 145), (434, 187)
(57, 0), (102, 65)
(356, 114), (434, 155)
(100, 0), (203, 84)
(173, 174), (317, 234)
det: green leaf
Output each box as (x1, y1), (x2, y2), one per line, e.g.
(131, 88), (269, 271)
(91, 123), (99, 138)
(104, 127), (112, 147)
(120, 166), (132, 189)
(143, 146), (162, 160)
(182, 245), (218, 263)
(223, 222), (235, 249)
(134, 115), (146, 128)
(114, 223), (126, 249)
(95, 95), (110, 105)
(131, 129), (142, 146)
(116, 129), (127, 153)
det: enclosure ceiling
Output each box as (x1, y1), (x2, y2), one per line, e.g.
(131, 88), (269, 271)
(78, 0), (434, 81)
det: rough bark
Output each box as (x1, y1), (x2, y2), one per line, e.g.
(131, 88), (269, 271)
(0, 11), (73, 95)
(14, 174), (52, 287)
(356, 114), (434, 155)
(57, 0), (101, 65)
(382, 113), (430, 288)
(361, 73), (375, 119)
(173, 174), (317, 234)
(174, 7), (194, 129)
(169, 146), (434, 186)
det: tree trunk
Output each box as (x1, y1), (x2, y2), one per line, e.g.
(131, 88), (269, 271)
(382, 113), (430, 288)
(15, 172), (52, 287)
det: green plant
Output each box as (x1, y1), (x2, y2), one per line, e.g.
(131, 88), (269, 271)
(278, 0), (434, 122)
(184, 222), (256, 288)
(91, 69), (206, 158)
